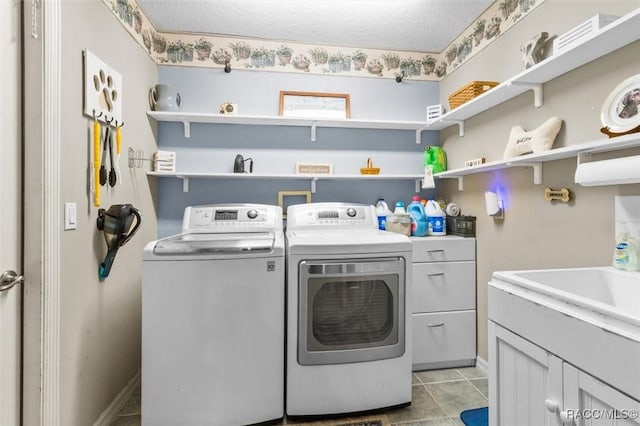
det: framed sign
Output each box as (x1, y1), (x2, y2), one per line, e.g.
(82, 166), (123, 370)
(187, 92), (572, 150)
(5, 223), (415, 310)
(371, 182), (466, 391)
(295, 163), (333, 175)
(279, 91), (350, 119)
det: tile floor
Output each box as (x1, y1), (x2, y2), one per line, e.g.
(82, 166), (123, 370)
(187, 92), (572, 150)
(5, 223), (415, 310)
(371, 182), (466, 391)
(110, 367), (488, 426)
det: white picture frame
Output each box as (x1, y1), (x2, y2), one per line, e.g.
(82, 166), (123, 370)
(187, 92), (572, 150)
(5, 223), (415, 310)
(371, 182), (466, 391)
(280, 91), (350, 119)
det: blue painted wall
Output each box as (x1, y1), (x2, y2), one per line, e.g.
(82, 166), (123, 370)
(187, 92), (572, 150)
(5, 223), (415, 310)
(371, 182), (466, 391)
(156, 67), (440, 236)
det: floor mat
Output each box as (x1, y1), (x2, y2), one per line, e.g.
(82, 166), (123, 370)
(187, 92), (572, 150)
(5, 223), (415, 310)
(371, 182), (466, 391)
(335, 421), (383, 426)
(460, 407), (488, 426)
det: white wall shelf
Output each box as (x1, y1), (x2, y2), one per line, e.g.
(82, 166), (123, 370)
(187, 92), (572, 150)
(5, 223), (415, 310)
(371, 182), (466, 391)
(147, 171), (425, 193)
(147, 111), (430, 143)
(421, 8), (640, 137)
(436, 133), (640, 190)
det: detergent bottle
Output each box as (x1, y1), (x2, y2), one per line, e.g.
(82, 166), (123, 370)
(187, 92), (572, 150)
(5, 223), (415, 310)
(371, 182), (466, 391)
(375, 199), (392, 230)
(424, 146), (447, 174)
(408, 196), (428, 237)
(425, 199), (447, 236)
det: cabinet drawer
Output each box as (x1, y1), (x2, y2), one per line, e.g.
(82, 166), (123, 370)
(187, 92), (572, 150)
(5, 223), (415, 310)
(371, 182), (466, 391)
(412, 311), (476, 368)
(411, 237), (475, 262)
(412, 261), (476, 313)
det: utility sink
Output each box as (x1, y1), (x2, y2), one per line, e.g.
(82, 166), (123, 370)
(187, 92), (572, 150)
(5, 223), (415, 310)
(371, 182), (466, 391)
(489, 266), (640, 401)
(493, 266), (640, 328)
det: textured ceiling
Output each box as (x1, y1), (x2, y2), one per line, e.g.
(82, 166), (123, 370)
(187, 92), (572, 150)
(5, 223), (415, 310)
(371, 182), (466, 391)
(137, 0), (494, 52)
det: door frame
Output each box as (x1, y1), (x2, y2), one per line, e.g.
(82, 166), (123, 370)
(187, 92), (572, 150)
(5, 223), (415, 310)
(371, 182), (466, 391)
(22, 0), (62, 424)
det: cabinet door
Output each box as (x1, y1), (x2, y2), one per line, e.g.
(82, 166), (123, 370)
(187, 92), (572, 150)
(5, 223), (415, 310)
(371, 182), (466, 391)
(412, 310), (475, 369)
(412, 261), (475, 312)
(563, 363), (640, 426)
(489, 321), (563, 426)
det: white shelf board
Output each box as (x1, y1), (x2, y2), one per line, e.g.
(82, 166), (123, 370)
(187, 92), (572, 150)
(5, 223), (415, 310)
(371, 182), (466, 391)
(421, 83), (534, 133)
(423, 8), (640, 135)
(147, 111), (429, 142)
(147, 171), (425, 193)
(514, 8), (640, 84)
(435, 133), (640, 190)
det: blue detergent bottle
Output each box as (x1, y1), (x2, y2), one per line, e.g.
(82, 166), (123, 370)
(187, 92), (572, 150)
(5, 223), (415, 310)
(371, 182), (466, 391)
(408, 196), (428, 237)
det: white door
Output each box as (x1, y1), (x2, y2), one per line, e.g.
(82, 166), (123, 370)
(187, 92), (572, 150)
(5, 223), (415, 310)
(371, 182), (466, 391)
(563, 364), (640, 426)
(488, 321), (563, 426)
(0, 1), (23, 425)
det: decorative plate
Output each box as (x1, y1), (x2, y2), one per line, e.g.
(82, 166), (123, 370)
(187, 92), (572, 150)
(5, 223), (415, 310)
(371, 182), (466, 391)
(600, 74), (640, 133)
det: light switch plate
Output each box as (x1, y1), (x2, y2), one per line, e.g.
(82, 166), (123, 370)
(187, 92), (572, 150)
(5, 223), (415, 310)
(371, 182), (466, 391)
(64, 202), (77, 230)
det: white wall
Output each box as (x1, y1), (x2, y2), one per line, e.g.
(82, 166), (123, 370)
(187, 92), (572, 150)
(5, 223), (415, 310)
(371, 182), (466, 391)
(59, 2), (157, 424)
(438, 0), (640, 361)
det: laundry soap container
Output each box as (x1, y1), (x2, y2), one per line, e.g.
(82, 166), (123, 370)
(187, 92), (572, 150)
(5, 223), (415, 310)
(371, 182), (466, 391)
(424, 146), (447, 173)
(386, 201), (411, 236)
(425, 200), (447, 236)
(375, 199), (393, 230)
(408, 196), (428, 237)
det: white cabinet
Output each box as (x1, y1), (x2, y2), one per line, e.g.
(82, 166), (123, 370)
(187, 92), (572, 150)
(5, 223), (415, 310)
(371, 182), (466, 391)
(489, 321), (563, 426)
(563, 364), (640, 426)
(410, 236), (476, 371)
(489, 322), (640, 426)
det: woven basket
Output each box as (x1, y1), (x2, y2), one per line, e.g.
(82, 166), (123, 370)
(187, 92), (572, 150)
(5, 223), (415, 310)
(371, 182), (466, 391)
(448, 81), (499, 110)
(360, 158), (380, 175)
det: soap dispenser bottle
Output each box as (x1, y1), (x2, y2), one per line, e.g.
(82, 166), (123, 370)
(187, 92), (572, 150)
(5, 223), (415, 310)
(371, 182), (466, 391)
(613, 231), (630, 270)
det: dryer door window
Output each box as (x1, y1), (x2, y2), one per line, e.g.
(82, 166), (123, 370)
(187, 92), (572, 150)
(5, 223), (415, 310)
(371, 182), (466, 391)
(298, 258), (405, 365)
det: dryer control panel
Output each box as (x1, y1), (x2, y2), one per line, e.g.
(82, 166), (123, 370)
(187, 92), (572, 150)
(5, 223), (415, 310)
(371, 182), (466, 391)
(287, 202), (377, 230)
(182, 204), (283, 233)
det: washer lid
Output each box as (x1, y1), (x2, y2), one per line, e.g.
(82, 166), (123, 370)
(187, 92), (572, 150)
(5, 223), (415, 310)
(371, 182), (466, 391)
(151, 232), (276, 255)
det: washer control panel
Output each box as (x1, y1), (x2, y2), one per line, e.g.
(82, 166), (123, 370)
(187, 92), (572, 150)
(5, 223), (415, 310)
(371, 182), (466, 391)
(182, 204), (283, 232)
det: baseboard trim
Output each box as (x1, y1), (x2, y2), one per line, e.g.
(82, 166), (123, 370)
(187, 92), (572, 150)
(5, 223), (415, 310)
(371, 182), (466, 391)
(475, 355), (489, 375)
(93, 370), (141, 426)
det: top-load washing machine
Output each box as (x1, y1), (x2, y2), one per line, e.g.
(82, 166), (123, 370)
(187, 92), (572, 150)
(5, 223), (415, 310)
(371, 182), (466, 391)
(285, 202), (413, 417)
(142, 204), (284, 426)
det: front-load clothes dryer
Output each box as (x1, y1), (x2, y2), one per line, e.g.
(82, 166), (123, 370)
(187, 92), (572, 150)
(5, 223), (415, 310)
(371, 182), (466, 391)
(285, 202), (413, 417)
(142, 204), (284, 426)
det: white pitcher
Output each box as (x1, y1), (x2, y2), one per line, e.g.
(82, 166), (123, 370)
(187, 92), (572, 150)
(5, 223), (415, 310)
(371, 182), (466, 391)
(149, 84), (181, 111)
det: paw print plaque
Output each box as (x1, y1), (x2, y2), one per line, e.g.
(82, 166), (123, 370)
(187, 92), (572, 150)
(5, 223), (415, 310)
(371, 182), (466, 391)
(83, 49), (123, 124)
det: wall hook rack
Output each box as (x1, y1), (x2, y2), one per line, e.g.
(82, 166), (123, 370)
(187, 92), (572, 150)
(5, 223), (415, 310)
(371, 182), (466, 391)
(83, 50), (123, 125)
